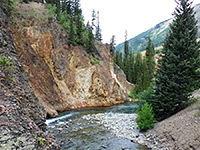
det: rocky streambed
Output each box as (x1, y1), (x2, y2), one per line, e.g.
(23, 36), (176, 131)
(46, 103), (151, 150)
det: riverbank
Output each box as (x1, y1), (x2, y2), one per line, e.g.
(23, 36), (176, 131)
(46, 103), (149, 150)
(145, 89), (200, 150)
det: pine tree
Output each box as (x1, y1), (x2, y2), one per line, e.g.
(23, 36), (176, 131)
(91, 10), (96, 31)
(55, 0), (61, 16)
(134, 52), (142, 84)
(142, 57), (150, 90)
(134, 56), (150, 94)
(145, 37), (155, 81)
(110, 35), (116, 53)
(84, 22), (94, 54)
(95, 11), (102, 41)
(74, 0), (84, 44)
(119, 52), (123, 69)
(114, 51), (120, 66)
(150, 0), (200, 120)
(123, 30), (129, 77)
(130, 51), (135, 83)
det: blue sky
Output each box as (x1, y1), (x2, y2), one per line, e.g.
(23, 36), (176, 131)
(81, 0), (200, 45)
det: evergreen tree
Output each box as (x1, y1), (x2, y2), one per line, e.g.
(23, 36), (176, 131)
(142, 57), (150, 90)
(55, 0), (61, 16)
(114, 51), (120, 66)
(68, 16), (77, 46)
(134, 52), (143, 84)
(73, 0), (84, 44)
(83, 22), (94, 54)
(91, 10), (96, 31)
(150, 0), (200, 120)
(123, 30), (129, 76)
(119, 52), (123, 69)
(110, 35), (116, 55)
(134, 56), (150, 94)
(95, 11), (102, 41)
(145, 37), (155, 81)
(129, 51), (135, 83)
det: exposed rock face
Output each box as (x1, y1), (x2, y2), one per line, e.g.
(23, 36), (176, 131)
(0, 7), (58, 149)
(10, 2), (133, 117)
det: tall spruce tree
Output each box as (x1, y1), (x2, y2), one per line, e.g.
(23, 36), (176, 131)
(110, 35), (116, 55)
(95, 11), (102, 41)
(134, 56), (150, 94)
(114, 51), (120, 66)
(150, 0), (200, 120)
(145, 37), (155, 81)
(142, 57), (150, 90)
(134, 52), (143, 84)
(123, 30), (129, 76)
(74, 0), (84, 44)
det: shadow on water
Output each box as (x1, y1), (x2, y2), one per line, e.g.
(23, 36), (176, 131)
(46, 102), (149, 150)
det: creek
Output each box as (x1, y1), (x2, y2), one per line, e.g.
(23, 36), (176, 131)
(46, 102), (149, 150)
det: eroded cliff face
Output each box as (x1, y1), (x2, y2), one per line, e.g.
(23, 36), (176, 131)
(10, 2), (133, 117)
(0, 7), (58, 149)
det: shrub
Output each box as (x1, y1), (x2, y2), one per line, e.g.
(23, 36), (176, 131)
(45, 4), (56, 20)
(138, 83), (154, 107)
(38, 138), (45, 146)
(0, 56), (16, 82)
(91, 59), (100, 65)
(128, 88), (137, 99)
(136, 102), (155, 131)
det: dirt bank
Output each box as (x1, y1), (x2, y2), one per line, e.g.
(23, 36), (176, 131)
(146, 89), (200, 150)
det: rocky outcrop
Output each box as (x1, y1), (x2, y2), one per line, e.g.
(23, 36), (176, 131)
(0, 7), (58, 149)
(9, 2), (133, 117)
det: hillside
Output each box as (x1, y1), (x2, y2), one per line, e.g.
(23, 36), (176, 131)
(116, 3), (200, 53)
(8, 1), (133, 118)
(0, 6), (57, 149)
(0, 0), (133, 149)
(146, 90), (200, 150)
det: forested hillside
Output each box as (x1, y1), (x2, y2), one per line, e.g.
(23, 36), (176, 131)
(116, 3), (200, 53)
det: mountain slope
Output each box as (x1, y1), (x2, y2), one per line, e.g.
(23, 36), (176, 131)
(9, 1), (133, 118)
(116, 3), (200, 53)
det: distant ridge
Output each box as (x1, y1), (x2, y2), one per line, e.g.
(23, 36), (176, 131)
(116, 3), (200, 53)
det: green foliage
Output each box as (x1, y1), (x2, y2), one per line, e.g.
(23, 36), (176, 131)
(152, 0), (200, 120)
(38, 138), (45, 146)
(145, 37), (155, 81)
(83, 23), (94, 54)
(22, 0), (28, 3)
(1, 0), (14, 16)
(31, 8), (37, 18)
(134, 52), (143, 84)
(0, 56), (16, 82)
(138, 83), (155, 106)
(90, 54), (100, 65)
(91, 59), (100, 65)
(46, 4), (56, 20)
(128, 88), (137, 99)
(136, 102), (155, 131)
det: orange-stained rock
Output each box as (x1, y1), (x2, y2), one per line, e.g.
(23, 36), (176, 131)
(10, 2), (133, 117)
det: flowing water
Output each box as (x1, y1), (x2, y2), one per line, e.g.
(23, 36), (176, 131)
(46, 102), (149, 150)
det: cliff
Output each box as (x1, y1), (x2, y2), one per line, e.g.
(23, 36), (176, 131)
(0, 7), (58, 149)
(9, 2), (133, 117)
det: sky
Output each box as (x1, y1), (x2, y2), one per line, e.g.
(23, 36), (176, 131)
(81, 0), (200, 45)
